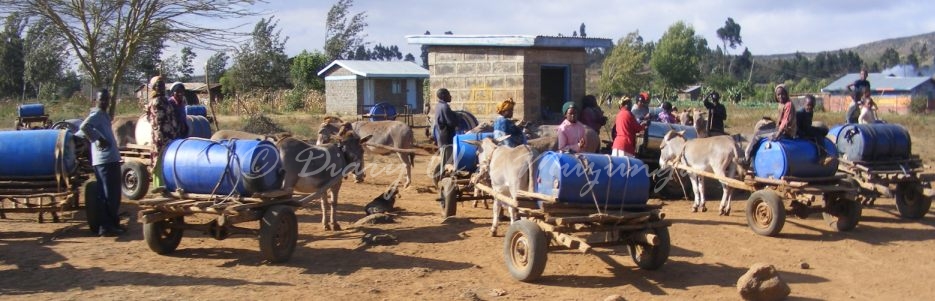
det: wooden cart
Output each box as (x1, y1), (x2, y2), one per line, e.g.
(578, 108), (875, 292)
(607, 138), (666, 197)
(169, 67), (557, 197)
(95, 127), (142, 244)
(669, 163), (860, 237)
(836, 156), (934, 219)
(0, 170), (93, 225)
(118, 144), (153, 200)
(472, 183), (671, 282)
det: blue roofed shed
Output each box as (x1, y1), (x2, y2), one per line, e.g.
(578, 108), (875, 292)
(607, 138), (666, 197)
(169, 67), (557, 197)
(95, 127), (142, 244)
(318, 60), (429, 115)
(821, 73), (935, 114)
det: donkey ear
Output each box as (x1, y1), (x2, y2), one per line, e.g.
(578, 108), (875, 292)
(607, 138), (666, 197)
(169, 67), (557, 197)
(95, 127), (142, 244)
(359, 135), (373, 144)
(677, 130), (686, 136)
(463, 139), (481, 147)
(494, 135), (511, 144)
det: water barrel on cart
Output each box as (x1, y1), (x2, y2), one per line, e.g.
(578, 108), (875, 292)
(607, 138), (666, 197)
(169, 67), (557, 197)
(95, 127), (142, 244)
(0, 129), (76, 180)
(162, 138), (283, 195)
(642, 122), (697, 151)
(135, 115), (152, 145)
(827, 123), (911, 162)
(17, 103), (46, 117)
(185, 115), (213, 139)
(535, 152), (650, 206)
(752, 137), (838, 179)
(433, 110), (479, 143)
(369, 102), (398, 121)
(185, 105), (208, 117)
(452, 132), (494, 173)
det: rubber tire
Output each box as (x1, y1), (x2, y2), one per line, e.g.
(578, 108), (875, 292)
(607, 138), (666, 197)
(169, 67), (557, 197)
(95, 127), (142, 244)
(503, 220), (548, 282)
(83, 180), (100, 234)
(440, 178), (458, 218)
(259, 205), (298, 263)
(50, 121), (78, 132)
(746, 190), (786, 237)
(895, 182), (931, 219)
(627, 226), (671, 270)
(823, 198), (862, 232)
(144, 216), (184, 255)
(121, 161), (150, 200)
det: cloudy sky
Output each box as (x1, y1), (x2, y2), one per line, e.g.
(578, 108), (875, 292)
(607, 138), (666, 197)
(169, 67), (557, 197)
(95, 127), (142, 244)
(181, 0), (935, 68)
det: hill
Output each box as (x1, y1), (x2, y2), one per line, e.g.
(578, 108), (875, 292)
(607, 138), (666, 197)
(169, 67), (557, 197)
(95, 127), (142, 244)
(755, 31), (935, 64)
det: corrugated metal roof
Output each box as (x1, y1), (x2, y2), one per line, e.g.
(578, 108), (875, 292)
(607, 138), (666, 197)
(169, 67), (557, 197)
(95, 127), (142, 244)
(822, 73), (932, 93)
(405, 34), (612, 48)
(317, 60), (429, 78)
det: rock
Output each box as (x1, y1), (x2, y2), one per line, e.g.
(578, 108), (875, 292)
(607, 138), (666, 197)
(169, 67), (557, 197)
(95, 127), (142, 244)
(799, 262), (810, 269)
(361, 233), (398, 246)
(736, 263), (791, 301)
(603, 294), (626, 301)
(460, 291), (482, 301)
(489, 288), (507, 297)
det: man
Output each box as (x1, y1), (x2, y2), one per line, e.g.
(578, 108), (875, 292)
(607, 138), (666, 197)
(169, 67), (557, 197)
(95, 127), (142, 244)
(493, 98), (525, 147)
(796, 94), (827, 138)
(433, 88), (459, 164)
(703, 91), (728, 135)
(557, 102), (588, 152)
(631, 92), (651, 123)
(845, 69), (870, 123)
(168, 82), (189, 138)
(612, 96), (649, 157)
(147, 76), (184, 189)
(77, 89), (124, 236)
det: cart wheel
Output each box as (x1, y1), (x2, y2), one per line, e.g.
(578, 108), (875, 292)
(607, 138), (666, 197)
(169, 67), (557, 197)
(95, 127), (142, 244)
(144, 216), (184, 254)
(627, 226), (671, 270)
(895, 182), (930, 219)
(121, 161), (150, 200)
(503, 220), (548, 282)
(431, 160), (444, 188)
(746, 190), (786, 237)
(83, 180), (100, 234)
(822, 197), (861, 231)
(440, 177), (458, 218)
(259, 205), (298, 263)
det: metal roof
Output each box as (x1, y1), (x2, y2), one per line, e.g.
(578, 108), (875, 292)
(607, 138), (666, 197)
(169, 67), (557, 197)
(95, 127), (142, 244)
(405, 34), (613, 49)
(317, 60), (429, 78)
(822, 73), (933, 93)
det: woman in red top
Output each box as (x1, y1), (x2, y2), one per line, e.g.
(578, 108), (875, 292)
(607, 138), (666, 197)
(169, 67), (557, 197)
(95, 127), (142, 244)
(612, 96), (649, 157)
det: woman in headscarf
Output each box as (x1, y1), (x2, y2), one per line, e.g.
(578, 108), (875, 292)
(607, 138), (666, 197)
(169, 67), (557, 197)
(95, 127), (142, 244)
(168, 82), (189, 138)
(657, 101), (678, 124)
(147, 76), (184, 188)
(493, 98), (525, 147)
(578, 94), (606, 132)
(557, 101), (588, 152)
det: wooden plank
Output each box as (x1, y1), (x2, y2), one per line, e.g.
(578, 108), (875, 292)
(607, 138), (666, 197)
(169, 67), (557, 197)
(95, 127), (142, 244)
(474, 183), (520, 208)
(670, 163), (754, 191)
(515, 190), (557, 203)
(137, 198), (174, 206)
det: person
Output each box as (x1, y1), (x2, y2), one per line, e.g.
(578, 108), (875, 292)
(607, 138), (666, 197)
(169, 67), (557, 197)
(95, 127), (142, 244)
(168, 82), (189, 138)
(433, 88), (459, 166)
(557, 101), (588, 152)
(796, 94), (827, 138)
(772, 85), (797, 141)
(147, 76), (185, 189)
(76, 89), (124, 236)
(612, 96), (649, 157)
(703, 91), (728, 135)
(493, 98), (525, 147)
(631, 92), (651, 123)
(845, 69), (870, 123)
(578, 94), (607, 132)
(858, 90), (878, 124)
(657, 102), (678, 124)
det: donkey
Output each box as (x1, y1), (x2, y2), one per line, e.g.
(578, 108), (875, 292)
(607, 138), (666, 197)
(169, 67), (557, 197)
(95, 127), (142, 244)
(659, 130), (745, 215)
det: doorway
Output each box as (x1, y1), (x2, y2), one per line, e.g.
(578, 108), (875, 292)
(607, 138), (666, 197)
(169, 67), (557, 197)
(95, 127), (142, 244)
(540, 65), (569, 123)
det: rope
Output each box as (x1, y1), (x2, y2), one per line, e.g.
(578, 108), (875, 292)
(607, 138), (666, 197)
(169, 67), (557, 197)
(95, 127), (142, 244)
(575, 154), (603, 216)
(168, 137), (246, 204)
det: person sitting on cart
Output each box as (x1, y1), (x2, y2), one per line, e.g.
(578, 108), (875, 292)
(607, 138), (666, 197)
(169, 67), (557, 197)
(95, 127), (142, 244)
(493, 98), (526, 147)
(858, 88), (879, 124)
(657, 101), (678, 124)
(557, 101), (588, 153)
(703, 91), (728, 135)
(845, 69), (870, 124)
(168, 82), (189, 138)
(742, 85), (797, 166)
(76, 89), (124, 237)
(612, 96), (649, 157)
(796, 94), (828, 138)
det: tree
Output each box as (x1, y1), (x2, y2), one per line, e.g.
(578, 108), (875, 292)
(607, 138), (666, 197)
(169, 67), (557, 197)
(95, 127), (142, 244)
(420, 30), (430, 68)
(22, 17), (69, 99)
(716, 17), (742, 76)
(0, 13), (26, 98)
(206, 51), (229, 83)
(650, 21), (704, 99)
(404, 53), (415, 62)
(324, 0), (368, 60)
(290, 50), (329, 92)
(1, 0), (259, 116)
(579, 23), (587, 38)
(178, 47), (196, 82)
(224, 17), (291, 95)
(880, 47), (900, 68)
(599, 31), (650, 98)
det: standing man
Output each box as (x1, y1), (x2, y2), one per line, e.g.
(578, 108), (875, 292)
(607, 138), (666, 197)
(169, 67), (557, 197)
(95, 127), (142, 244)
(612, 96), (649, 157)
(147, 76), (184, 189)
(557, 102), (588, 152)
(703, 91), (728, 135)
(845, 69), (870, 123)
(77, 89), (124, 236)
(433, 88), (459, 163)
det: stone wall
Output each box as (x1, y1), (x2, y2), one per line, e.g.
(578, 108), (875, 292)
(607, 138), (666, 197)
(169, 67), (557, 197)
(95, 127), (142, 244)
(325, 78), (359, 115)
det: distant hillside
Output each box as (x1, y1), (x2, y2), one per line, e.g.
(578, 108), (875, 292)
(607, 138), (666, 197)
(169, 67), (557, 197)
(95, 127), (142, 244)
(756, 31), (935, 64)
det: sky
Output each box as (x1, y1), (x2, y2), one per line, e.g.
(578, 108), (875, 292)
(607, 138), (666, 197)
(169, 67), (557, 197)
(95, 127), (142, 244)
(176, 0), (935, 71)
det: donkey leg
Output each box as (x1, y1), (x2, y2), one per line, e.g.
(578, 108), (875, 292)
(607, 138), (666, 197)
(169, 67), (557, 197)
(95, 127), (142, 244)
(696, 175), (708, 212)
(490, 201), (501, 236)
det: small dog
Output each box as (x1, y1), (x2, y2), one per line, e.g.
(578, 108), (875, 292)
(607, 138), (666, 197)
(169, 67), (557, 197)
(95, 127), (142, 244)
(364, 187), (400, 215)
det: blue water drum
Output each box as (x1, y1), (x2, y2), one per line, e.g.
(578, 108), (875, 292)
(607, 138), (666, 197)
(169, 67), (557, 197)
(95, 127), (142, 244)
(185, 105), (208, 117)
(17, 103), (46, 117)
(369, 102), (398, 121)
(162, 139), (283, 195)
(827, 123), (910, 162)
(185, 115), (213, 139)
(452, 132), (494, 173)
(535, 152), (650, 206)
(752, 138), (839, 179)
(0, 130), (76, 180)
(433, 110), (480, 143)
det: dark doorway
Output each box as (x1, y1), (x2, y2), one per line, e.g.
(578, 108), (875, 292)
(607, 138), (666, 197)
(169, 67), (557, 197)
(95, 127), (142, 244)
(540, 65), (569, 123)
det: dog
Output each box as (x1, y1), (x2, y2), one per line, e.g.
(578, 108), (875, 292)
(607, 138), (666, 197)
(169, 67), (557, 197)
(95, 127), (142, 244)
(364, 187), (400, 216)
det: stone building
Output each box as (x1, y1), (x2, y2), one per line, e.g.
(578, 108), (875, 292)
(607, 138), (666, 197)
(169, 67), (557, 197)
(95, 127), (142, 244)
(318, 60), (429, 115)
(407, 35), (612, 123)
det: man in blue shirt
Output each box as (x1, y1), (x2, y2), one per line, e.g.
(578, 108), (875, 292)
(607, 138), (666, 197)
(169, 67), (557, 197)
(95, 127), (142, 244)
(77, 89), (124, 237)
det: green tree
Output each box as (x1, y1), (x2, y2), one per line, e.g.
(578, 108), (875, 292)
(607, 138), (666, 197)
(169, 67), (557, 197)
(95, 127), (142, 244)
(324, 0), (368, 60)
(206, 51), (229, 83)
(23, 18), (69, 99)
(880, 47), (900, 68)
(290, 50), (329, 92)
(716, 17), (742, 76)
(650, 21), (704, 99)
(179, 47), (197, 82)
(225, 17), (291, 95)
(0, 13), (26, 98)
(599, 31), (650, 98)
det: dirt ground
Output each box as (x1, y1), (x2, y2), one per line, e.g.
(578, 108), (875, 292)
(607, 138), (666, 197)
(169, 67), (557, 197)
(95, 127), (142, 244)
(2, 154), (935, 301)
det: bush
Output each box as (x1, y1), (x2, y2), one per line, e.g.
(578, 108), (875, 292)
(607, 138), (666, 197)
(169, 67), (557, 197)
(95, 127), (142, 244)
(284, 88), (306, 111)
(910, 94), (928, 113)
(241, 113), (286, 135)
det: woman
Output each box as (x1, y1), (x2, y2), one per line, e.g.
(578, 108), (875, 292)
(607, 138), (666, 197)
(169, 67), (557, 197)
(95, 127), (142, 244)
(493, 98), (525, 147)
(557, 102), (587, 152)
(612, 96), (648, 157)
(657, 102), (678, 124)
(147, 76), (185, 188)
(579, 95), (606, 132)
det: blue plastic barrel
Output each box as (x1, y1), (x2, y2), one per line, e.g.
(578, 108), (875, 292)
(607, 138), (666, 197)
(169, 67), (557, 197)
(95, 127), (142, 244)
(162, 139), (283, 195)
(0, 130), (76, 180)
(535, 152), (650, 206)
(452, 132), (494, 172)
(826, 124), (845, 144)
(185, 105), (208, 117)
(17, 103), (46, 117)
(369, 102), (397, 121)
(185, 115), (212, 139)
(827, 123), (910, 162)
(433, 110), (479, 143)
(752, 138), (838, 179)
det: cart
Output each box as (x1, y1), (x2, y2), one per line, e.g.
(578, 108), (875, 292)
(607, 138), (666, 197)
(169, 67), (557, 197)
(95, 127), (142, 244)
(836, 156), (934, 219)
(118, 144), (154, 200)
(669, 163), (860, 236)
(473, 183), (671, 282)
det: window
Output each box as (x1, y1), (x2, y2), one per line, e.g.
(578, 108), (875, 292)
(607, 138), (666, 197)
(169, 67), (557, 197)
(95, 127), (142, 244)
(392, 80), (402, 94)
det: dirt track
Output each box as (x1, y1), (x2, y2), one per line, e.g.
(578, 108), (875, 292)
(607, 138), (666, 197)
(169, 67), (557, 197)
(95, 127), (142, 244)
(2, 155), (935, 300)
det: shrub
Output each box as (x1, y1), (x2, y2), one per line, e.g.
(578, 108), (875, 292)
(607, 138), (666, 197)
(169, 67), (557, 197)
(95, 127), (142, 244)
(910, 94), (928, 113)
